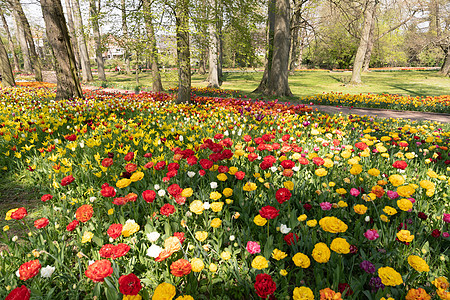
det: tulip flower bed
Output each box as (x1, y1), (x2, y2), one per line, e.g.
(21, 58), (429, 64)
(169, 86), (241, 98)
(1, 85), (450, 300)
(301, 92), (450, 114)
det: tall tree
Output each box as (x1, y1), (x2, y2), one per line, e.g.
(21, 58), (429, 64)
(0, 6), (19, 72)
(6, 0), (42, 81)
(41, 0), (83, 99)
(142, 0), (163, 92)
(254, 0), (275, 93)
(12, 9), (31, 72)
(350, 0), (378, 85)
(121, 0), (131, 74)
(439, 42), (450, 76)
(89, 0), (106, 81)
(207, 0), (220, 87)
(267, 0), (292, 96)
(0, 37), (15, 86)
(71, 0), (93, 82)
(64, 0), (81, 69)
(362, 12), (376, 72)
(433, 0), (450, 76)
(363, 2), (418, 72)
(289, 0), (309, 74)
(174, 0), (191, 103)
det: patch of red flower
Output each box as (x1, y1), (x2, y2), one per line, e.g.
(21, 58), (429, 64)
(102, 158), (114, 168)
(66, 220), (79, 231)
(254, 273), (276, 299)
(259, 206), (279, 219)
(142, 190), (156, 203)
(160, 203), (175, 216)
(118, 273), (142, 295)
(41, 194), (53, 202)
(275, 188), (292, 204)
(19, 260), (41, 281)
(85, 260), (114, 282)
(11, 207), (27, 220)
(61, 175), (75, 186)
(392, 160), (407, 170)
(34, 218), (49, 229)
(5, 285), (30, 300)
(107, 223), (123, 239)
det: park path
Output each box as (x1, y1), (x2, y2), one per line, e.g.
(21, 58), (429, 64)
(42, 71), (450, 124)
(313, 105), (450, 123)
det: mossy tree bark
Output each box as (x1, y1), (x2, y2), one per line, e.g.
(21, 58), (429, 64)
(175, 0), (191, 104)
(89, 0), (106, 81)
(254, 0), (275, 93)
(142, 0), (163, 92)
(350, 0), (377, 85)
(41, 0), (82, 100)
(267, 0), (292, 96)
(0, 7), (20, 72)
(0, 38), (15, 86)
(71, 0), (93, 82)
(7, 0), (42, 81)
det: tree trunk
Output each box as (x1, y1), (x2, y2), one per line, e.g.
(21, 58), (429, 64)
(267, 0), (292, 96)
(198, 51), (207, 74)
(7, 0), (42, 81)
(41, 0), (82, 100)
(289, 6), (301, 74)
(362, 10), (376, 72)
(135, 52), (139, 85)
(89, 0), (106, 81)
(0, 7), (19, 72)
(217, 15), (223, 81)
(71, 0), (93, 82)
(297, 29), (305, 69)
(438, 47), (449, 76)
(350, 0), (377, 85)
(0, 38), (15, 86)
(254, 0), (275, 93)
(64, 0), (81, 69)
(142, 0), (163, 92)
(207, 0), (219, 88)
(12, 10), (32, 72)
(175, 0), (191, 104)
(122, 0), (131, 74)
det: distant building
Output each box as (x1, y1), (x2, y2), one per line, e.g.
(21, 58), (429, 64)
(103, 34), (125, 60)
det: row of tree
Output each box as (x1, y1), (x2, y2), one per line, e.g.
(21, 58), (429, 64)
(0, 0), (448, 101)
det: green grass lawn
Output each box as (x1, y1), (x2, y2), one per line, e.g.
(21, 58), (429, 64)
(91, 70), (450, 99)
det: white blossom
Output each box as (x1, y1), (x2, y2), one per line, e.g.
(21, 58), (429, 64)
(40, 265), (56, 278)
(147, 232), (160, 242)
(146, 244), (163, 258)
(280, 224), (291, 234)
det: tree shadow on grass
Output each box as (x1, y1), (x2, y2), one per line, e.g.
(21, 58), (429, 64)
(0, 173), (41, 238)
(386, 83), (446, 97)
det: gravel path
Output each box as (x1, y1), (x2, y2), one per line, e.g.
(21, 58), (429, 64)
(43, 71), (450, 124)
